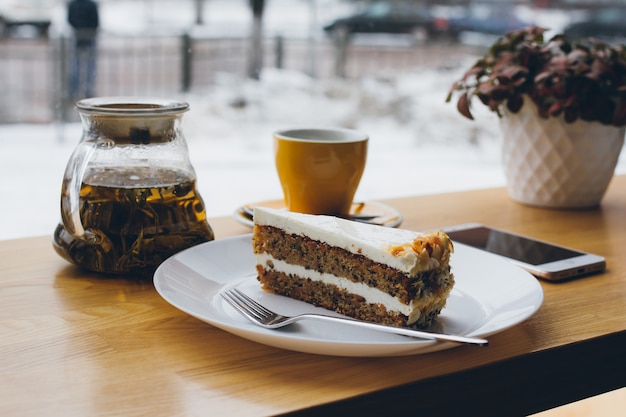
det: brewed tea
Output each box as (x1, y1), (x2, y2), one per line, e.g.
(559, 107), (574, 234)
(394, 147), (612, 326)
(53, 167), (214, 277)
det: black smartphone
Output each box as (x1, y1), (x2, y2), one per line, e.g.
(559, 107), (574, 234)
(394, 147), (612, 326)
(442, 223), (606, 281)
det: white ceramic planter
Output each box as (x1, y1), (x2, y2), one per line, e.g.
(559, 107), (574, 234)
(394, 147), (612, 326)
(499, 100), (625, 208)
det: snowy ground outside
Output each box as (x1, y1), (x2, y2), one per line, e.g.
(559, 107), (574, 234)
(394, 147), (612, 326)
(2, 64), (625, 241)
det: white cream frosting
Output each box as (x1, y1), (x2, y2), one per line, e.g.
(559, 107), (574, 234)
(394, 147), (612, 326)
(253, 207), (445, 275)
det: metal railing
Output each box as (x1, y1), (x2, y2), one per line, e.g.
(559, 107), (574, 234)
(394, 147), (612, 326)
(0, 32), (477, 124)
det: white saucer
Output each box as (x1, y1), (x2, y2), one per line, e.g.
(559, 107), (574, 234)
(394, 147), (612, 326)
(233, 199), (403, 228)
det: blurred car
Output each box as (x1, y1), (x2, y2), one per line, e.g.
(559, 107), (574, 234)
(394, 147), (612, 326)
(0, 0), (54, 38)
(563, 7), (626, 43)
(323, 1), (449, 40)
(448, 4), (530, 37)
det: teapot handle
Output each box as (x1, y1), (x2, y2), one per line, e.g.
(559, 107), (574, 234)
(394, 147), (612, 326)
(60, 139), (100, 243)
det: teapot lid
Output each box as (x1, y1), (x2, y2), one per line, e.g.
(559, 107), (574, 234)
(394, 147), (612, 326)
(75, 97), (190, 144)
(76, 97), (189, 116)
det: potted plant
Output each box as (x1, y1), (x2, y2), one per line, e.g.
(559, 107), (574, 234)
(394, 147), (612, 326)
(446, 26), (626, 208)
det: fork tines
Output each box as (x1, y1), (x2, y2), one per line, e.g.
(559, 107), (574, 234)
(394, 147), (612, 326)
(223, 288), (270, 322)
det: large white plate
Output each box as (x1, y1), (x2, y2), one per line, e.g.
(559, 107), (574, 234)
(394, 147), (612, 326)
(154, 234), (543, 357)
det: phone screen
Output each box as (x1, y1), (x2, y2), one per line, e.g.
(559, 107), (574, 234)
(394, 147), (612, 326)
(446, 226), (583, 266)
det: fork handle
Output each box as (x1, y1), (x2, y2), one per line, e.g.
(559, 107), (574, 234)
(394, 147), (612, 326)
(304, 314), (488, 346)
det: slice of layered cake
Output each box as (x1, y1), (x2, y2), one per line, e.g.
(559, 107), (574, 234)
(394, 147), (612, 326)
(252, 207), (454, 328)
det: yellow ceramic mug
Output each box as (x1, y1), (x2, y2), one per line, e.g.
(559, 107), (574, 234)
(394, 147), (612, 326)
(274, 127), (368, 215)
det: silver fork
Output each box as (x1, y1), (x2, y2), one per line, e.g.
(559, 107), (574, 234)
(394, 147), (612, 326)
(221, 288), (488, 346)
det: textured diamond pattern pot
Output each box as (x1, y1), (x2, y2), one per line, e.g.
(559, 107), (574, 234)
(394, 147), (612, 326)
(499, 101), (625, 209)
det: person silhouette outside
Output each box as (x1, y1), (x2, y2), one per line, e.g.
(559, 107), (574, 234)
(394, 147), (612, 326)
(68, 0), (99, 99)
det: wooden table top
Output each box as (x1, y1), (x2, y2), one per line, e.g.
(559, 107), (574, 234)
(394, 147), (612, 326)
(2, 175), (625, 417)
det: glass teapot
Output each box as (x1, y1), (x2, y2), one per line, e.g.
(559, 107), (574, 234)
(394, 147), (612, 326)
(53, 97), (214, 278)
